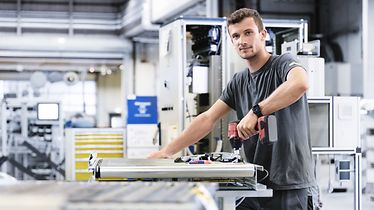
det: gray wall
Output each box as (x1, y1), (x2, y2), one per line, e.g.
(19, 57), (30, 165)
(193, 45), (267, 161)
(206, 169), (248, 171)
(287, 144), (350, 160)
(319, 0), (363, 96)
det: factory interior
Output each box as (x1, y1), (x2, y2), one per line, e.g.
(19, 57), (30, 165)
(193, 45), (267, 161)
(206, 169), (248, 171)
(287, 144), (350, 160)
(0, 0), (374, 209)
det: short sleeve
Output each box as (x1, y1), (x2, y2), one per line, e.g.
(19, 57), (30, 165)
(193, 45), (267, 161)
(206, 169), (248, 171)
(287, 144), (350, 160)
(275, 53), (305, 82)
(219, 73), (238, 110)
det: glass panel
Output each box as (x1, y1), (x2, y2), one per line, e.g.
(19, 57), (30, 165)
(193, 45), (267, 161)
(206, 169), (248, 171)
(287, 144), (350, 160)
(309, 103), (330, 147)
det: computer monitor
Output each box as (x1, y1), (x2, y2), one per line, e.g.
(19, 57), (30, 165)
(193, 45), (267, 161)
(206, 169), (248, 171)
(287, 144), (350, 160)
(37, 103), (59, 121)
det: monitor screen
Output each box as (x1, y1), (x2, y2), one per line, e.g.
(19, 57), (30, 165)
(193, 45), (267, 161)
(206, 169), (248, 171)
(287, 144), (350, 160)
(37, 103), (59, 121)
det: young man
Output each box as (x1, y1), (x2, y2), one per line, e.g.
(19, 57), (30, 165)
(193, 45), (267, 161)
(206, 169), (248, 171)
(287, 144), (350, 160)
(148, 8), (315, 210)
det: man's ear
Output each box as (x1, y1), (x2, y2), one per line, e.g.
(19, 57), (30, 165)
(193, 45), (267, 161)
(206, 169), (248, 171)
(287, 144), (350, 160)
(260, 29), (267, 41)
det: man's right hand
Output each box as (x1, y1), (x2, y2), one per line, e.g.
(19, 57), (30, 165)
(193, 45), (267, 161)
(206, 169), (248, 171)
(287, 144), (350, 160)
(146, 150), (172, 159)
(237, 110), (258, 139)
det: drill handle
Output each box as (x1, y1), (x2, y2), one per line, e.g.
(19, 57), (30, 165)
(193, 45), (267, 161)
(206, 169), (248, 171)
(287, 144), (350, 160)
(257, 115), (278, 144)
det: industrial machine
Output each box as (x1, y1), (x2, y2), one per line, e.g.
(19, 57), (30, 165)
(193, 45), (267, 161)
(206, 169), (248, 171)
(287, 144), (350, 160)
(308, 96), (360, 149)
(264, 19), (309, 55)
(298, 55), (325, 97)
(308, 96), (362, 210)
(0, 98), (64, 180)
(281, 39), (325, 97)
(157, 17), (228, 155)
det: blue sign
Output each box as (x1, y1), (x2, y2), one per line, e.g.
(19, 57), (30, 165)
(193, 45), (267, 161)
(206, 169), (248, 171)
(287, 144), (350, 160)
(127, 96), (158, 124)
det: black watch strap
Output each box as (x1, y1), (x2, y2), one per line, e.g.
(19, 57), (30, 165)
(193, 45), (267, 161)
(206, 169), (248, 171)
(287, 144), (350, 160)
(252, 104), (263, 118)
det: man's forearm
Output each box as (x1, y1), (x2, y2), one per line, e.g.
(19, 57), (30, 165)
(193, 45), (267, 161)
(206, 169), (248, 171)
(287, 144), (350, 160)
(161, 113), (216, 156)
(259, 69), (308, 115)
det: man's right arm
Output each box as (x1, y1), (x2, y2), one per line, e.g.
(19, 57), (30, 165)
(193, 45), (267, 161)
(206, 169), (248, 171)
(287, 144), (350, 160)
(147, 99), (232, 159)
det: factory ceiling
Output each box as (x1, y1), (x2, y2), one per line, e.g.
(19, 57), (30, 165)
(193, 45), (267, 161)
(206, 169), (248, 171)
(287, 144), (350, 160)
(0, 0), (208, 73)
(0, 0), (130, 72)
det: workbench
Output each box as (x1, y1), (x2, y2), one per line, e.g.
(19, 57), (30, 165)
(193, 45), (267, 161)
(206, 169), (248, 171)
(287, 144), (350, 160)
(89, 157), (273, 210)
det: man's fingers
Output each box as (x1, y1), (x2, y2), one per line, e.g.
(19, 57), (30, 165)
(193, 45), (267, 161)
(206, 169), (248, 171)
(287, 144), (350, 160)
(147, 151), (172, 159)
(238, 126), (253, 140)
(238, 129), (247, 139)
(237, 124), (249, 139)
(146, 152), (157, 159)
(237, 125), (258, 140)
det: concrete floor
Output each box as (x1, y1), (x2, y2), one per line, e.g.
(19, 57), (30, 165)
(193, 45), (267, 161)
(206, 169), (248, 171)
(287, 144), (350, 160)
(319, 191), (374, 210)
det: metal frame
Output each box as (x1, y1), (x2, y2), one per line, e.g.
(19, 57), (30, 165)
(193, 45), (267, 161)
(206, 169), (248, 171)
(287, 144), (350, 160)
(312, 148), (362, 210)
(22, 141), (65, 176)
(0, 156), (44, 180)
(308, 96), (334, 147)
(263, 19), (308, 52)
(158, 17), (228, 151)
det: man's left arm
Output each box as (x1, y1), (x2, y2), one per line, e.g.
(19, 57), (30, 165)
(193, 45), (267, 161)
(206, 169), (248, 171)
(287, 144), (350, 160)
(237, 66), (308, 139)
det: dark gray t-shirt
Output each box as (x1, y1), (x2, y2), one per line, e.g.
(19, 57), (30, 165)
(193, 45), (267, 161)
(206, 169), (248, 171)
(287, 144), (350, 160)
(220, 53), (315, 190)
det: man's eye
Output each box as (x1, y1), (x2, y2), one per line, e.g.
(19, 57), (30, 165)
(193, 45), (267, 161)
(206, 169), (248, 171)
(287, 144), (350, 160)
(245, 31), (252, 36)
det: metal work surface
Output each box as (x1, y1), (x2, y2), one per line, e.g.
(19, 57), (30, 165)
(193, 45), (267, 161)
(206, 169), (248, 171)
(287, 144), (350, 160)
(91, 158), (257, 179)
(87, 156), (273, 210)
(0, 181), (217, 210)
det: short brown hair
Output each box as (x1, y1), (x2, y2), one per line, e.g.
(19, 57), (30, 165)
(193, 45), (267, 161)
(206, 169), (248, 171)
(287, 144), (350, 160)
(227, 8), (264, 32)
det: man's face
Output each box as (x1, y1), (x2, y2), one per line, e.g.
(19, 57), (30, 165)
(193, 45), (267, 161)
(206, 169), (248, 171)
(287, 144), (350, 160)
(228, 17), (267, 60)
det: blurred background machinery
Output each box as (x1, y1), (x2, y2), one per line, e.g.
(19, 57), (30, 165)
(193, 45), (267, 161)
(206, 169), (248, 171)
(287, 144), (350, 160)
(157, 17), (228, 155)
(0, 98), (64, 180)
(308, 96), (362, 210)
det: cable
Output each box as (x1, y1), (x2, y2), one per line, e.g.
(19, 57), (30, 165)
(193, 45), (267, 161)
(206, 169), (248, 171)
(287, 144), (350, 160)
(185, 147), (194, 156)
(236, 196), (246, 207)
(186, 54), (202, 79)
(185, 102), (193, 123)
(214, 27), (222, 55)
(192, 184), (219, 210)
(257, 168), (269, 183)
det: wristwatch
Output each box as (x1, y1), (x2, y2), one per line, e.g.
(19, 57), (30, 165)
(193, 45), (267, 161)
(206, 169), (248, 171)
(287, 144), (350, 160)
(252, 104), (263, 118)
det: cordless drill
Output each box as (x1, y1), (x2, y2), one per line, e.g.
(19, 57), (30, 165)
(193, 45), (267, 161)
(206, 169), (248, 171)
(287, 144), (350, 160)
(228, 115), (278, 154)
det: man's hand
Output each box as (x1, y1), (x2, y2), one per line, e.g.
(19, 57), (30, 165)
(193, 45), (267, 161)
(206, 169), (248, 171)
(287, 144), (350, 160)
(237, 110), (258, 140)
(146, 150), (172, 159)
